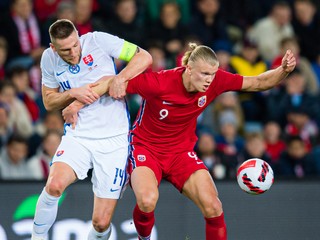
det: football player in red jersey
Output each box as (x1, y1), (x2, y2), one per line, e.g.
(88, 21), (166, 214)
(63, 43), (296, 240)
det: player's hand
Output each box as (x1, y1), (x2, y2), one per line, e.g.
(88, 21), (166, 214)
(281, 50), (296, 73)
(62, 101), (83, 129)
(109, 76), (127, 99)
(71, 83), (100, 104)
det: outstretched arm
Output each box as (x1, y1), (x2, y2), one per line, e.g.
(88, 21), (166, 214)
(241, 49), (296, 91)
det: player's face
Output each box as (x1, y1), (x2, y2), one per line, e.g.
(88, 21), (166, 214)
(186, 60), (218, 92)
(51, 31), (81, 65)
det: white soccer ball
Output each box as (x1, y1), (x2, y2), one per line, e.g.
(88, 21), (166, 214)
(237, 158), (274, 195)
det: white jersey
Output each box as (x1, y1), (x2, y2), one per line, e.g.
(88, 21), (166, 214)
(41, 32), (130, 139)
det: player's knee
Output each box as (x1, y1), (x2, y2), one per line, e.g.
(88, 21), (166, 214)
(137, 191), (158, 212)
(92, 215), (111, 232)
(46, 178), (66, 197)
(202, 196), (223, 218)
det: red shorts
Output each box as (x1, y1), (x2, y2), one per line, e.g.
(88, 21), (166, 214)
(128, 144), (208, 192)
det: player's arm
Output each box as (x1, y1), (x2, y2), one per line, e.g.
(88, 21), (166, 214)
(62, 76), (114, 128)
(109, 42), (152, 99)
(241, 50), (296, 91)
(42, 83), (100, 111)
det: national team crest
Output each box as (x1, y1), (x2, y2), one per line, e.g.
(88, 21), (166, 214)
(198, 96), (207, 107)
(69, 64), (80, 74)
(56, 150), (64, 157)
(83, 54), (94, 66)
(137, 155), (146, 162)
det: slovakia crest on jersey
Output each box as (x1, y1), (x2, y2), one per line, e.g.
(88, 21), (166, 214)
(198, 96), (207, 107)
(56, 150), (64, 157)
(83, 54), (94, 66)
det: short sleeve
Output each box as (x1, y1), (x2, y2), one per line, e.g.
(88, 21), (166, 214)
(40, 50), (60, 89)
(127, 72), (161, 99)
(92, 31), (125, 60)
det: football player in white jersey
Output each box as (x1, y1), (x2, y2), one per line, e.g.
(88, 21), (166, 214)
(31, 19), (152, 240)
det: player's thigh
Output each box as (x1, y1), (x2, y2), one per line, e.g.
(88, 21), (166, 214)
(91, 134), (129, 199)
(182, 169), (222, 216)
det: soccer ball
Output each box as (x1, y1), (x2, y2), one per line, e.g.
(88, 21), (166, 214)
(237, 158), (274, 195)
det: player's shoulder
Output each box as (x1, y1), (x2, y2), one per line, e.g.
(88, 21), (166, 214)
(41, 47), (59, 67)
(158, 66), (185, 78)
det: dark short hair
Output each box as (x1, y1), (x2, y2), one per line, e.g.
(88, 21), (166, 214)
(49, 19), (77, 43)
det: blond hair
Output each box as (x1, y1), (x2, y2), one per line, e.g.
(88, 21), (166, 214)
(181, 42), (219, 67)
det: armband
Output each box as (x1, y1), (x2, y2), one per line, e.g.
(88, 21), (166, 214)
(119, 41), (138, 62)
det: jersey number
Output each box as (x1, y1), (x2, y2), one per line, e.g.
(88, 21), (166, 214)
(159, 109), (168, 120)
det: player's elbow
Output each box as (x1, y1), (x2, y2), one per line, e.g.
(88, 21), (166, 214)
(141, 49), (153, 68)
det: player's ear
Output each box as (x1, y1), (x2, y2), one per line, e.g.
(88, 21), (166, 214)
(186, 65), (192, 75)
(50, 43), (56, 52)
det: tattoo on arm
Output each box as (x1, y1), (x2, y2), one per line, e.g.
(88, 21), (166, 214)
(136, 47), (140, 53)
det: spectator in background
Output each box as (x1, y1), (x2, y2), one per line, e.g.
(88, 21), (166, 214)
(198, 91), (244, 136)
(28, 110), (64, 158)
(215, 109), (245, 178)
(0, 81), (33, 139)
(277, 135), (317, 178)
(248, 1), (294, 62)
(196, 131), (225, 179)
(0, 0), (45, 70)
(266, 69), (319, 128)
(41, 1), (76, 46)
(213, 40), (235, 73)
(230, 38), (268, 125)
(263, 121), (286, 164)
(239, 132), (272, 164)
(284, 106), (318, 152)
(74, 0), (106, 36)
(0, 134), (34, 180)
(146, 41), (167, 72)
(190, 0), (230, 47)
(28, 129), (63, 180)
(0, 37), (8, 81)
(271, 36), (319, 95)
(0, 102), (13, 150)
(145, 0), (191, 24)
(7, 66), (40, 123)
(292, 0), (320, 64)
(106, 0), (145, 48)
(33, 0), (63, 23)
(148, 1), (189, 68)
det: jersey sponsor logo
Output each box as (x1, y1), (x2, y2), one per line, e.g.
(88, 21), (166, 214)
(56, 150), (64, 157)
(198, 96), (207, 107)
(56, 70), (66, 76)
(69, 64), (80, 74)
(137, 155), (146, 162)
(162, 100), (173, 105)
(82, 54), (94, 66)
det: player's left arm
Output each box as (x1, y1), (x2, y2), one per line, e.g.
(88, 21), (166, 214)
(109, 42), (152, 99)
(241, 49), (296, 91)
(62, 75), (115, 128)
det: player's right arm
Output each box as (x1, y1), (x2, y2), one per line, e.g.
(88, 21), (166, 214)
(41, 49), (100, 111)
(42, 83), (100, 111)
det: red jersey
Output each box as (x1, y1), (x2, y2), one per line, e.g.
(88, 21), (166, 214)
(126, 67), (243, 153)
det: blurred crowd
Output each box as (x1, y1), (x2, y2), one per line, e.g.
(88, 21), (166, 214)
(0, 0), (320, 180)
